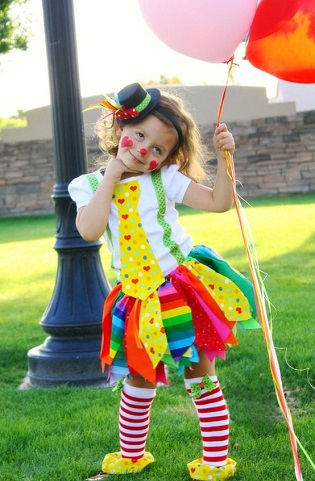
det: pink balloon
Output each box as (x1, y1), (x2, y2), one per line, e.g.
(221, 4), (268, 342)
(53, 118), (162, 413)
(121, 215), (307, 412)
(138, 0), (258, 63)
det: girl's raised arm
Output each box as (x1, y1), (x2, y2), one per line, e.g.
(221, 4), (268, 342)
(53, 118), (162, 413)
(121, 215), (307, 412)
(76, 158), (126, 242)
(183, 123), (235, 212)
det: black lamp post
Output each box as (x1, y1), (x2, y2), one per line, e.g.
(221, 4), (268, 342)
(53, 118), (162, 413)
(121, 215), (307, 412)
(25, 0), (111, 387)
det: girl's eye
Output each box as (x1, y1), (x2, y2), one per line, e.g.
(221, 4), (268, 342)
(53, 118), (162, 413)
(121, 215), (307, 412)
(136, 132), (144, 140)
(153, 146), (162, 155)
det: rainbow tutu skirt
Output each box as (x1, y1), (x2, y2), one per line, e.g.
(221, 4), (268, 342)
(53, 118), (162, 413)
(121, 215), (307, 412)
(100, 245), (260, 385)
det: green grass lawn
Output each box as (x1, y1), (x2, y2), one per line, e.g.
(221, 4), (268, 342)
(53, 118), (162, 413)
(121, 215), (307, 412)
(0, 194), (314, 481)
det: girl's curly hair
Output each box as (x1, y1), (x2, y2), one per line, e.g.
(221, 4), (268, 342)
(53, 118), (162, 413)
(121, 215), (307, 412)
(94, 89), (210, 183)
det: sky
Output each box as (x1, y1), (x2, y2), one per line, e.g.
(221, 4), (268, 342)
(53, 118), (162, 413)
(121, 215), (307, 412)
(0, 0), (278, 117)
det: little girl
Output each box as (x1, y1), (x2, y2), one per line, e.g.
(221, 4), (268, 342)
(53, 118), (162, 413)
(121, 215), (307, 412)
(68, 82), (259, 481)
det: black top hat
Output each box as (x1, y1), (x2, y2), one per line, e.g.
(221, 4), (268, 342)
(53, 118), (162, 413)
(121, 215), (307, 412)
(115, 82), (161, 125)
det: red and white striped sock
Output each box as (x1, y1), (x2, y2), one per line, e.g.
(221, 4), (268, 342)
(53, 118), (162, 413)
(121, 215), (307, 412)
(185, 376), (229, 467)
(119, 382), (156, 460)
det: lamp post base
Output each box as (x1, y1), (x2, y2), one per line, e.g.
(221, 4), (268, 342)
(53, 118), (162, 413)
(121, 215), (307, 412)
(24, 336), (108, 388)
(25, 191), (111, 388)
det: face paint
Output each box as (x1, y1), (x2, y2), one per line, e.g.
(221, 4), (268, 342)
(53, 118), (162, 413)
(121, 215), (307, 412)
(121, 136), (133, 148)
(148, 160), (159, 170)
(139, 148), (147, 156)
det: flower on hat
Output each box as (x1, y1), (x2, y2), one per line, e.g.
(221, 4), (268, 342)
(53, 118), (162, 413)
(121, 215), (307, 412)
(83, 95), (141, 123)
(115, 105), (139, 122)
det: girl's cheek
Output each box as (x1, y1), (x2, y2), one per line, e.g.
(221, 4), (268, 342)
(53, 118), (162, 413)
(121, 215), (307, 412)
(148, 160), (159, 170)
(121, 136), (133, 148)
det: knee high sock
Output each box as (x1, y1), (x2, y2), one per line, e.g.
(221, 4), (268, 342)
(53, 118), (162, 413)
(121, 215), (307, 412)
(119, 382), (156, 460)
(185, 376), (229, 467)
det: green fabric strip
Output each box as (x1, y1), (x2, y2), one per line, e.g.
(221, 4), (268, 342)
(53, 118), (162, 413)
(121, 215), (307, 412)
(163, 313), (192, 328)
(163, 321), (193, 336)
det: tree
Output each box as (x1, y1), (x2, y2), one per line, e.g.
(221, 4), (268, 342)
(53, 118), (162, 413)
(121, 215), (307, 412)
(0, 0), (31, 55)
(143, 75), (183, 87)
(159, 74), (183, 85)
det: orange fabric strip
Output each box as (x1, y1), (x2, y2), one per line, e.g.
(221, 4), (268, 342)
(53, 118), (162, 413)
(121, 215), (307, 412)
(125, 298), (157, 384)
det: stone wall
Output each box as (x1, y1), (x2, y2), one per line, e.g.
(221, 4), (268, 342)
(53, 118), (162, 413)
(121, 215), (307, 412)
(218, 111), (315, 198)
(0, 140), (56, 217)
(1, 111), (315, 218)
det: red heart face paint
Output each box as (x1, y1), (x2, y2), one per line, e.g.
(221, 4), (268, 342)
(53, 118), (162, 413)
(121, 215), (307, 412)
(121, 136), (133, 148)
(148, 160), (159, 170)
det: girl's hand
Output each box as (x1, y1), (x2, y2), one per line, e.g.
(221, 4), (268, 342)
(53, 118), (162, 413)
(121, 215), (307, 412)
(104, 157), (140, 183)
(213, 123), (235, 161)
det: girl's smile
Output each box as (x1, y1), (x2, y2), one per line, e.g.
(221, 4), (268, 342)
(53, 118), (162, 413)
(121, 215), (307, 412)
(117, 115), (178, 173)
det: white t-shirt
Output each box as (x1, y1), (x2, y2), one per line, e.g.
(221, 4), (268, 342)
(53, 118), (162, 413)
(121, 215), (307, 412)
(68, 164), (194, 276)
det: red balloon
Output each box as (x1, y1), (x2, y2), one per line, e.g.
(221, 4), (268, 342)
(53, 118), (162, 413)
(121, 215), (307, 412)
(246, 0), (315, 83)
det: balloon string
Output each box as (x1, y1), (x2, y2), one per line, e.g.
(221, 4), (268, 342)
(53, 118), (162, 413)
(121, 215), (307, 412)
(275, 346), (315, 390)
(228, 175), (305, 481)
(216, 56), (235, 127)
(215, 59), (314, 480)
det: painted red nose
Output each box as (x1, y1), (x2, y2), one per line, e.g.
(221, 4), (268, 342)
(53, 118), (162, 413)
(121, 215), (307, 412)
(139, 148), (147, 156)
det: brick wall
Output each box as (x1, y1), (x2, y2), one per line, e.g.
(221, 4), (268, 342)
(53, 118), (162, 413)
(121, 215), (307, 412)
(1, 111), (314, 217)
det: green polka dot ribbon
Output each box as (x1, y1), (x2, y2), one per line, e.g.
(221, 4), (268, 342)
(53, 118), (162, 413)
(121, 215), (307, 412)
(190, 374), (216, 399)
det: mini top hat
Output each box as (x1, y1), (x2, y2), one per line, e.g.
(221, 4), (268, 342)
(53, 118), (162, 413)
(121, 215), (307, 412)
(84, 82), (182, 145)
(115, 82), (161, 125)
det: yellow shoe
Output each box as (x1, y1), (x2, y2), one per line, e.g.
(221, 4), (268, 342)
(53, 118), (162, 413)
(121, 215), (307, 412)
(102, 451), (154, 474)
(187, 457), (236, 480)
